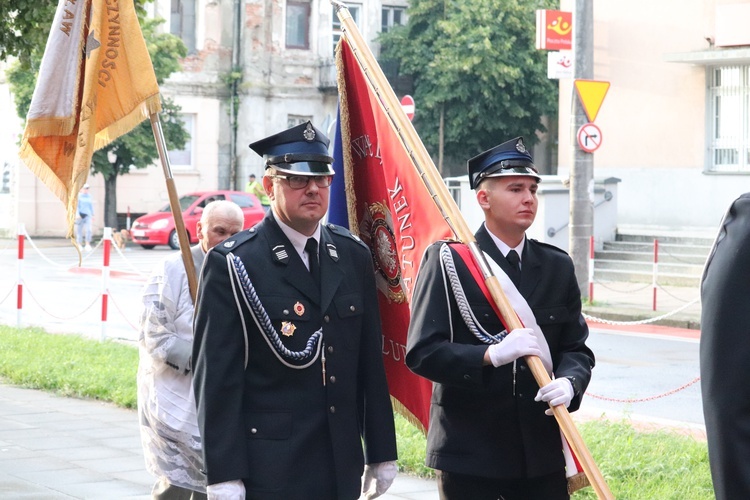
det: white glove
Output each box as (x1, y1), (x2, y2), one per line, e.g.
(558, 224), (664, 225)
(535, 377), (575, 416)
(487, 328), (541, 367)
(207, 479), (245, 499)
(361, 460), (398, 499)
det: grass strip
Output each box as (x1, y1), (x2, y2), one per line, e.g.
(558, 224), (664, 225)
(0, 325), (712, 497)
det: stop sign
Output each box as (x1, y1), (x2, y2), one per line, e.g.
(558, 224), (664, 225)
(401, 95), (415, 121)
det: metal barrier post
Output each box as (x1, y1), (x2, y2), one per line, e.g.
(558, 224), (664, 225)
(100, 227), (112, 341)
(17, 223), (25, 328)
(588, 236), (595, 302)
(652, 239), (659, 311)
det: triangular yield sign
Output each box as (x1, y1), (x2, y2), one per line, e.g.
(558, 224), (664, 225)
(574, 80), (610, 122)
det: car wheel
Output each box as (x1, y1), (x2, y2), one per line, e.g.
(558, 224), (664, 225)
(168, 229), (182, 250)
(140, 245), (156, 250)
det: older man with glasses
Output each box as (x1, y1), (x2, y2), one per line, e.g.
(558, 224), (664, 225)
(192, 121), (398, 500)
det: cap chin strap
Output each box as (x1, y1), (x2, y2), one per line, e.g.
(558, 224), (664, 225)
(267, 153), (334, 166)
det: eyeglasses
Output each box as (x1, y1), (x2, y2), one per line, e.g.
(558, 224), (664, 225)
(269, 174), (333, 190)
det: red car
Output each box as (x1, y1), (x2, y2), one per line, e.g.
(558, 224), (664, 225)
(131, 191), (265, 249)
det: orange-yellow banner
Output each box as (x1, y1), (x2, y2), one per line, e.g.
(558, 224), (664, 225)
(19, 0), (161, 238)
(335, 38), (454, 432)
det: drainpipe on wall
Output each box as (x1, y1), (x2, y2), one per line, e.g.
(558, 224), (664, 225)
(229, 0), (242, 190)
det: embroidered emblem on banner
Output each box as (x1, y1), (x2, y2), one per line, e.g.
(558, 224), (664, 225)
(358, 201), (406, 303)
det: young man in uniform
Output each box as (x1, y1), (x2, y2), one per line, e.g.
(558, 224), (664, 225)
(406, 137), (595, 500)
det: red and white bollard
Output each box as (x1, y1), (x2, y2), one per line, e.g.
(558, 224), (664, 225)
(588, 236), (595, 302)
(652, 239), (659, 311)
(100, 227), (112, 341)
(17, 223), (25, 328)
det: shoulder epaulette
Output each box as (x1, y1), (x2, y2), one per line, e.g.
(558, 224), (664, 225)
(211, 228), (259, 255)
(326, 223), (367, 248)
(531, 238), (570, 256)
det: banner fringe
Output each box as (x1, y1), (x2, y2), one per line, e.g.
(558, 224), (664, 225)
(93, 94), (162, 149)
(334, 41), (359, 235)
(390, 396), (427, 435)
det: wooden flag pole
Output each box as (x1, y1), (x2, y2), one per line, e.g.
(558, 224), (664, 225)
(333, 3), (612, 498)
(149, 113), (198, 303)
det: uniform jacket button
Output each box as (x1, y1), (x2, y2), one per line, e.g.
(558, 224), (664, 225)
(329, 406), (336, 413)
(327, 345), (334, 354)
(324, 315), (330, 323)
(283, 309), (289, 316)
(350, 305), (356, 312)
(329, 375), (336, 384)
(250, 428), (257, 434)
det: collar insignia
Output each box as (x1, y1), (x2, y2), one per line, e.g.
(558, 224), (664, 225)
(326, 243), (339, 262)
(273, 244), (289, 263)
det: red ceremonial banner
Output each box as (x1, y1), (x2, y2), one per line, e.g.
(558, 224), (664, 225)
(336, 39), (453, 432)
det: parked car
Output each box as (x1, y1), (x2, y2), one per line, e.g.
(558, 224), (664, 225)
(130, 191), (265, 249)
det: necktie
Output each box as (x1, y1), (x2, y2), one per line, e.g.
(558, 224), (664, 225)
(305, 238), (321, 288)
(505, 249), (521, 288)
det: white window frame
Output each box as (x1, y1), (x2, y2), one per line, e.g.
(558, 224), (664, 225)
(288, 115), (313, 129)
(708, 64), (750, 173)
(170, 0), (197, 54)
(332, 3), (361, 56)
(381, 5), (406, 33)
(168, 113), (195, 169)
(286, 0), (311, 50)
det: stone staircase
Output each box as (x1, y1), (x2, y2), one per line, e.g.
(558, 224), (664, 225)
(593, 229), (716, 287)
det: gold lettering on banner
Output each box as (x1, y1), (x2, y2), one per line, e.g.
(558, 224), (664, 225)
(387, 177), (416, 295)
(97, 0), (121, 88)
(381, 335), (407, 363)
(351, 134), (374, 160)
(60, 8), (75, 36)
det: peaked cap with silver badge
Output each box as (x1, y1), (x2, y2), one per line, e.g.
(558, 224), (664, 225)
(467, 137), (541, 189)
(249, 121), (335, 176)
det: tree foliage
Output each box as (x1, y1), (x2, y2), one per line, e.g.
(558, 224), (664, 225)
(0, 0), (148, 69)
(6, 9), (188, 228)
(379, 0), (558, 175)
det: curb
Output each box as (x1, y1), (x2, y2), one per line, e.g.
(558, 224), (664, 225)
(582, 307), (701, 331)
(68, 266), (146, 281)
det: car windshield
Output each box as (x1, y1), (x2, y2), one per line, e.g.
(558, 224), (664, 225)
(158, 195), (201, 213)
(228, 193), (256, 208)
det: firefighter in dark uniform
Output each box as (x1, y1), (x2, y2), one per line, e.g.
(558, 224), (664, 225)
(192, 121), (398, 499)
(405, 137), (595, 500)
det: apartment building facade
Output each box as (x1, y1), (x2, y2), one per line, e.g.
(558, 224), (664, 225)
(2, 0), (749, 237)
(557, 0), (750, 230)
(2, 0), (407, 237)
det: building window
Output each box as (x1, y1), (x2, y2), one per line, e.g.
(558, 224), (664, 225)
(332, 3), (361, 55)
(708, 65), (750, 173)
(168, 114), (194, 168)
(381, 5), (406, 33)
(170, 0), (196, 54)
(286, 0), (311, 50)
(288, 115), (313, 129)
